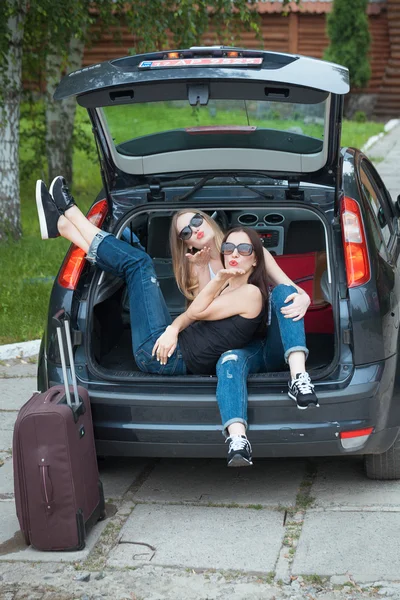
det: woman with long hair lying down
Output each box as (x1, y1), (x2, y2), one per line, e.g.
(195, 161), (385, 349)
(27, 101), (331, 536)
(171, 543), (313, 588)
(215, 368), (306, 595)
(36, 177), (273, 467)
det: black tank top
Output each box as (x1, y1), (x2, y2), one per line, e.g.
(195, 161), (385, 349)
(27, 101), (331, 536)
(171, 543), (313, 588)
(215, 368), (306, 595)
(178, 308), (265, 375)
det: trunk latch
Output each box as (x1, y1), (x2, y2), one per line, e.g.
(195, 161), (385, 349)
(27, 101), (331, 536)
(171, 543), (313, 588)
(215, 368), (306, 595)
(147, 184), (165, 202)
(286, 178), (304, 201)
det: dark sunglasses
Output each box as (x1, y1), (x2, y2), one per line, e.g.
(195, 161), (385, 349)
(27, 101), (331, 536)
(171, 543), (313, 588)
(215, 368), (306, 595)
(221, 242), (254, 256)
(178, 213), (204, 241)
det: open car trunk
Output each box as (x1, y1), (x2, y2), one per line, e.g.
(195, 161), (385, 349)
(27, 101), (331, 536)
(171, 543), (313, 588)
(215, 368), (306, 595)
(88, 197), (337, 380)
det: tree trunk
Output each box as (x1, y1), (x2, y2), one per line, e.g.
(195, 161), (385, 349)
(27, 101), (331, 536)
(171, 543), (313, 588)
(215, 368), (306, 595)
(45, 34), (85, 186)
(0, 1), (27, 241)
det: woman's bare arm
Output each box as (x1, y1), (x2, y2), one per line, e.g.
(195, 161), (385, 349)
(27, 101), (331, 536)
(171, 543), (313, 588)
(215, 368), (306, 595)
(153, 271), (262, 364)
(187, 270), (262, 321)
(263, 247), (310, 319)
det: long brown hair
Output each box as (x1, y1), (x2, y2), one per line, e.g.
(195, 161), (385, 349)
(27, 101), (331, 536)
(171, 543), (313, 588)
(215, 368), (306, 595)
(170, 209), (225, 301)
(221, 226), (270, 327)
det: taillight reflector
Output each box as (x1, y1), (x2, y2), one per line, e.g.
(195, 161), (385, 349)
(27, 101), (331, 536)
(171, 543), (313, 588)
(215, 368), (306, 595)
(58, 199), (108, 290)
(340, 427), (374, 439)
(341, 196), (370, 288)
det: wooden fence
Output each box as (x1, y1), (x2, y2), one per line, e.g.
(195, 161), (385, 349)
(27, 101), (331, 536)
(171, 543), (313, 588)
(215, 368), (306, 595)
(80, 2), (396, 117)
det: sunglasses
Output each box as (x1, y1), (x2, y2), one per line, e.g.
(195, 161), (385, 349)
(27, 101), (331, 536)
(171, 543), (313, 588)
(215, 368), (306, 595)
(178, 213), (204, 241)
(221, 242), (254, 256)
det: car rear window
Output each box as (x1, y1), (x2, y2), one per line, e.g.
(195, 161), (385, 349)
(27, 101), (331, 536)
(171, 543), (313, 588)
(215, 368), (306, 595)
(100, 98), (327, 157)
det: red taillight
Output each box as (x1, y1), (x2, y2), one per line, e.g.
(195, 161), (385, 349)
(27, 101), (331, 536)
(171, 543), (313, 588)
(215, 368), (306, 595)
(341, 196), (370, 288)
(339, 427), (374, 439)
(58, 199), (108, 290)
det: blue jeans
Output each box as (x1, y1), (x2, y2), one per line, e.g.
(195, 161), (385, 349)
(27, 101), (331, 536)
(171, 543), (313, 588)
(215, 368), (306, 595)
(88, 232), (187, 375)
(216, 284), (308, 435)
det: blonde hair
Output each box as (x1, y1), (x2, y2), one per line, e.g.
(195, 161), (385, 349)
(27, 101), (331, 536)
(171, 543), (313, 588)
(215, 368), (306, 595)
(170, 209), (225, 302)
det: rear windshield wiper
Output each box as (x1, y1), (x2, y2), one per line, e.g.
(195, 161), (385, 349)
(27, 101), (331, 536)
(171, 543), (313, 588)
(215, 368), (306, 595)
(232, 176), (275, 200)
(175, 175), (217, 202)
(165, 172), (281, 202)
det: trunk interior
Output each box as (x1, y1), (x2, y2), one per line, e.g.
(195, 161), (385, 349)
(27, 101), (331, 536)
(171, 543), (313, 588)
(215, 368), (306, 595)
(89, 201), (336, 379)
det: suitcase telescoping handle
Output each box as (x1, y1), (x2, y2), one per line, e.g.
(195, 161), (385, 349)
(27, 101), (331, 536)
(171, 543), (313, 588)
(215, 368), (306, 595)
(52, 310), (81, 411)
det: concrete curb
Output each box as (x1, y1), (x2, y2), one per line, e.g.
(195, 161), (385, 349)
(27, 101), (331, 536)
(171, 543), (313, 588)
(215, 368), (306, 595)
(361, 118), (400, 153)
(0, 340), (41, 361)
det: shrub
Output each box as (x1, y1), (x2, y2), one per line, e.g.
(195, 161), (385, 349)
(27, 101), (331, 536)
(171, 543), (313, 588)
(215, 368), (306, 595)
(324, 0), (371, 89)
(354, 110), (367, 123)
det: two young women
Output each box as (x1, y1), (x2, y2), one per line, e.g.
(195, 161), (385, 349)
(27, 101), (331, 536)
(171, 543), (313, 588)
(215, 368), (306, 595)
(36, 176), (318, 467)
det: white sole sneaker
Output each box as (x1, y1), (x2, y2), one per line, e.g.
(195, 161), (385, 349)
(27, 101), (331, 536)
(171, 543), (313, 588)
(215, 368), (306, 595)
(227, 454), (253, 467)
(49, 175), (63, 200)
(288, 390), (320, 410)
(35, 180), (49, 240)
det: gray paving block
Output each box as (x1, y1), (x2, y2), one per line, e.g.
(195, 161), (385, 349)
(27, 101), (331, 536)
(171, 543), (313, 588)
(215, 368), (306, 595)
(0, 500), (20, 549)
(0, 378), (38, 410)
(0, 361), (38, 379)
(0, 430), (13, 452)
(311, 458), (400, 508)
(0, 457), (14, 498)
(107, 503), (284, 572)
(0, 411), (17, 430)
(133, 458), (305, 507)
(0, 499), (107, 562)
(0, 412), (16, 451)
(98, 457), (149, 500)
(292, 510), (400, 581)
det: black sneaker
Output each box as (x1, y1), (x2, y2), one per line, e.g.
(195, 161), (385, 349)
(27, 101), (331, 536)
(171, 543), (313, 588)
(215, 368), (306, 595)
(49, 176), (76, 214)
(226, 435), (253, 467)
(35, 180), (61, 240)
(288, 372), (319, 410)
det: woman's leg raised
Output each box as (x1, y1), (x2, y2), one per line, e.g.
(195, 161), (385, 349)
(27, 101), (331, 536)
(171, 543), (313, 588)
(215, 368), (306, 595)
(58, 206), (180, 373)
(57, 215), (90, 253)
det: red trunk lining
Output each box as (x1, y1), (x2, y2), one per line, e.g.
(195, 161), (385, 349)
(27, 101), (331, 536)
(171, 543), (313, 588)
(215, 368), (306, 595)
(274, 252), (334, 334)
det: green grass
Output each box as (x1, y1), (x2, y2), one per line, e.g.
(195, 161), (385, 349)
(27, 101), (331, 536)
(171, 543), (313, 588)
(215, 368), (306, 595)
(0, 106), (101, 345)
(103, 102), (325, 143)
(0, 110), (385, 345)
(341, 119), (385, 150)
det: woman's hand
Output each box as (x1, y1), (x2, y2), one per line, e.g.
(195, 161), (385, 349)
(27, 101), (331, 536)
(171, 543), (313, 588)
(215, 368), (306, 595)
(280, 291), (311, 321)
(185, 246), (211, 272)
(215, 267), (245, 284)
(152, 326), (179, 365)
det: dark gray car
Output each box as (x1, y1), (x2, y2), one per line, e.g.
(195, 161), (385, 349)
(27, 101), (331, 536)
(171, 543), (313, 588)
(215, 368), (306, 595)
(37, 47), (400, 479)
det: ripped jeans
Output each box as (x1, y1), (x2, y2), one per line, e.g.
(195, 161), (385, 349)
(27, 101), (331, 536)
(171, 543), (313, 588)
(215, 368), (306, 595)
(216, 284), (308, 436)
(88, 232), (187, 375)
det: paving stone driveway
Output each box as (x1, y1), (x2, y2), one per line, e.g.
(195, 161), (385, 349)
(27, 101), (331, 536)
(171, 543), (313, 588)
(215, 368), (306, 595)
(1, 361), (400, 599)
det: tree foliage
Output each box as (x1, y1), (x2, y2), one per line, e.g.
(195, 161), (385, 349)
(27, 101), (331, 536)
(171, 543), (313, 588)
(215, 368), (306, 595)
(324, 0), (371, 89)
(0, 0), (300, 239)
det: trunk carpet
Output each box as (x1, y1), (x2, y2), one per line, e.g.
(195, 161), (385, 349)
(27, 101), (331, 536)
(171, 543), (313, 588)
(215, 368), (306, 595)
(98, 329), (334, 374)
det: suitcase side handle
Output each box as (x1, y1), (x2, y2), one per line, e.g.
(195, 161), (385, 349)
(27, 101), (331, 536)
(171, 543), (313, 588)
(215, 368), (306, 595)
(40, 465), (54, 511)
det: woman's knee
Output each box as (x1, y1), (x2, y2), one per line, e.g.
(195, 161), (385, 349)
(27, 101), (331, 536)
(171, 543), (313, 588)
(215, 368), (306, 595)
(271, 284), (296, 307)
(216, 350), (245, 376)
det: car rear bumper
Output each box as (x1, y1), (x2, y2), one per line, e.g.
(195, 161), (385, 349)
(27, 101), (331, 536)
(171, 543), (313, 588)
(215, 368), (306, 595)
(45, 355), (400, 458)
(94, 427), (399, 459)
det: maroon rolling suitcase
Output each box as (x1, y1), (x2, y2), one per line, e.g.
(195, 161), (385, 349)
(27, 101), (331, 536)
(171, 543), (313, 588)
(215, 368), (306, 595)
(13, 310), (105, 551)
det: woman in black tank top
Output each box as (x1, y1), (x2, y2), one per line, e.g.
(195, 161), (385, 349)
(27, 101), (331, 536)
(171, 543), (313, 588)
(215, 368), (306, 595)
(153, 227), (269, 372)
